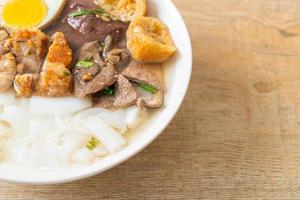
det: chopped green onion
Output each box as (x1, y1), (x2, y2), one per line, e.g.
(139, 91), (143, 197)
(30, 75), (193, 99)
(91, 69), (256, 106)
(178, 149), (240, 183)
(86, 137), (100, 150)
(76, 60), (93, 68)
(102, 87), (114, 96)
(76, 57), (94, 68)
(139, 83), (157, 94)
(69, 8), (107, 18)
(63, 70), (71, 76)
(100, 42), (106, 48)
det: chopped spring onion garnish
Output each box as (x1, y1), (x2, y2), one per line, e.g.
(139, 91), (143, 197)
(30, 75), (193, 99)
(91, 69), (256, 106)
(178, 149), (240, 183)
(63, 70), (71, 76)
(139, 83), (157, 94)
(100, 42), (106, 48)
(102, 87), (114, 96)
(76, 57), (94, 68)
(86, 137), (100, 150)
(69, 8), (107, 18)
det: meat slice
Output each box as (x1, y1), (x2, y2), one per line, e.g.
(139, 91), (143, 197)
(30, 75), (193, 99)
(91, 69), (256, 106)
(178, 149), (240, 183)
(74, 64), (117, 98)
(122, 61), (164, 108)
(93, 75), (138, 109)
(73, 41), (118, 98)
(102, 35), (131, 70)
(36, 32), (73, 97)
(0, 53), (17, 93)
(106, 49), (131, 68)
(77, 41), (104, 67)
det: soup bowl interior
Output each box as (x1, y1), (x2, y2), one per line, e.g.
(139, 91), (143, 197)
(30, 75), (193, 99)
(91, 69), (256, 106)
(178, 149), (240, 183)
(0, 0), (192, 184)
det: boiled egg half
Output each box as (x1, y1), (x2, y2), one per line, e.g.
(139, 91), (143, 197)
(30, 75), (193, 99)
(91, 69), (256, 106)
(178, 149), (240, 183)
(0, 0), (66, 29)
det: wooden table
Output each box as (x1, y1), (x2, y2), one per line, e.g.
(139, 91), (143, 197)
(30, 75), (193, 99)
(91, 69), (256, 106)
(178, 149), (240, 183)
(2, 0), (300, 199)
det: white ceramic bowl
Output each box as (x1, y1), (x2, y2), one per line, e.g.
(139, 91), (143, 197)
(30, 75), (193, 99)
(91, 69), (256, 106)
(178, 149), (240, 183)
(0, 0), (192, 184)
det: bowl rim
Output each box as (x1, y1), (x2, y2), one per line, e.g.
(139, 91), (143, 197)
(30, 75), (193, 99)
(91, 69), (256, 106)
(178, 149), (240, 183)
(0, 0), (193, 184)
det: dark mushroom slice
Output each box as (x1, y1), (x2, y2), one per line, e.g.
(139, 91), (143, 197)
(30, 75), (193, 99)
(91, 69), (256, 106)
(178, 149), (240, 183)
(93, 74), (138, 110)
(122, 61), (164, 108)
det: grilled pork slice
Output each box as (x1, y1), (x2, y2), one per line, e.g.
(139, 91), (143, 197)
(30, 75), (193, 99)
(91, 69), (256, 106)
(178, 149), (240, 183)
(0, 53), (17, 93)
(36, 32), (73, 97)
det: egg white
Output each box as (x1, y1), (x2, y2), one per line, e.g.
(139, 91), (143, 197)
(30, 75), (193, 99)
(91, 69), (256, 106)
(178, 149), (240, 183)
(0, 0), (66, 29)
(38, 0), (67, 29)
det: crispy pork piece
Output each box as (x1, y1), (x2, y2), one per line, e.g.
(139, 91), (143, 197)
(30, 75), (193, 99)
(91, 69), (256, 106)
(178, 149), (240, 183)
(11, 29), (48, 73)
(14, 74), (38, 97)
(36, 32), (73, 97)
(0, 29), (11, 56)
(11, 29), (48, 97)
(0, 53), (17, 93)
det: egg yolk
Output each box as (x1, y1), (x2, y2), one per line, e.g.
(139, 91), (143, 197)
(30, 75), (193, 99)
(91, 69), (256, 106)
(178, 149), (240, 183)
(2, 0), (47, 27)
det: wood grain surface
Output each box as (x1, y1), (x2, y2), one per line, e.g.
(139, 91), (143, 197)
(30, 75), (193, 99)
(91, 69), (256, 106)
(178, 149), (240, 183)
(2, 0), (300, 199)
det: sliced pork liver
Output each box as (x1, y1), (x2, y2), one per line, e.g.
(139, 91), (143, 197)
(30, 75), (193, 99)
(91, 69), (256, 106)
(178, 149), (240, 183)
(93, 75), (138, 109)
(74, 64), (117, 98)
(73, 40), (118, 97)
(122, 61), (164, 108)
(77, 41), (104, 67)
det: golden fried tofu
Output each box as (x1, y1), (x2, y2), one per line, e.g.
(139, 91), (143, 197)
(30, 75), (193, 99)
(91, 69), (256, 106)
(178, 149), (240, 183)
(127, 16), (176, 63)
(36, 32), (73, 97)
(96, 0), (147, 22)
